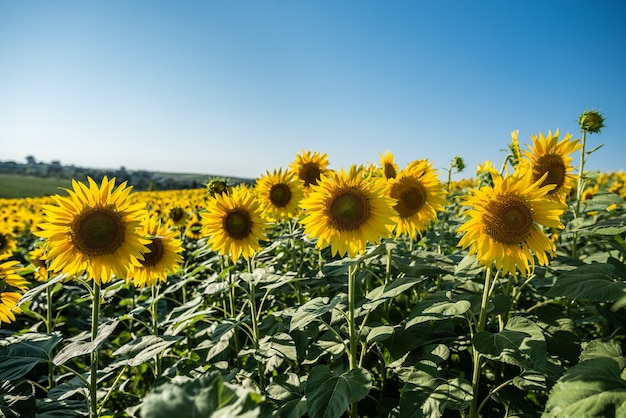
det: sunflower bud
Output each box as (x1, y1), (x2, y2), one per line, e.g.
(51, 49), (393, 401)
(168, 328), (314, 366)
(206, 177), (231, 197)
(578, 110), (605, 134)
(452, 155), (465, 173)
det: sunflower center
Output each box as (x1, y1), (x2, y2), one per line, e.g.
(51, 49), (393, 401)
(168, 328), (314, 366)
(70, 206), (125, 256)
(169, 207), (185, 223)
(484, 195), (534, 245)
(390, 181), (426, 218)
(301, 163), (322, 187)
(0, 233), (8, 252)
(327, 189), (370, 231)
(224, 209), (252, 240)
(270, 183), (292, 207)
(383, 163), (397, 179)
(140, 238), (165, 267)
(534, 154), (566, 194)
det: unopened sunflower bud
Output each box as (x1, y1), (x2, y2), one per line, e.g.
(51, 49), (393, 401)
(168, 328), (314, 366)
(578, 110), (605, 134)
(452, 155), (465, 173)
(206, 177), (231, 197)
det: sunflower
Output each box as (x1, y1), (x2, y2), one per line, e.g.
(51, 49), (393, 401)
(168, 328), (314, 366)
(299, 165), (396, 258)
(201, 186), (269, 262)
(28, 245), (49, 282)
(379, 151), (399, 180)
(457, 172), (567, 276)
(388, 160), (447, 238)
(184, 215), (204, 240)
(0, 228), (17, 255)
(519, 129), (581, 203)
(126, 215), (184, 288)
(289, 150), (330, 188)
(255, 168), (305, 222)
(34, 176), (150, 284)
(0, 253), (28, 325)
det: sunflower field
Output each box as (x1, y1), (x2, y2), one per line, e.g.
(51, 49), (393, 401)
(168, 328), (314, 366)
(1, 111), (626, 418)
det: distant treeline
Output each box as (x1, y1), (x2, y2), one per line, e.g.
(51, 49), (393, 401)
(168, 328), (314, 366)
(0, 156), (253, 192)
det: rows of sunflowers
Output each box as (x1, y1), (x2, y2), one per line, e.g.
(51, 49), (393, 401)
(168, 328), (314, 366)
(1, 110), (626, 417)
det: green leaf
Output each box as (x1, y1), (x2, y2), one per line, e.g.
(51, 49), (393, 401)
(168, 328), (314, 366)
(0, 379), (35, 418)
(545, 263), (626, 301)
(305, 366), (371, 418)
(53, 320), (119, 366)
(405, 292), (471, 328)
(582, 191), (625, 213)
(579, 339), (624, 364)
(543, 357), (626, 417)
(35, 399), (88, 417)
(398, 370), (473, 418)
(15, 274), (66, 308)
(367, 326), (395, 343)
(112, 335), (181, 367)
(0, 333), (62, 381)
(140, 371), (261, 418)
(363, 276), (427, 312)
(289, 296), (341, 331)
(473, 316), (547, 373)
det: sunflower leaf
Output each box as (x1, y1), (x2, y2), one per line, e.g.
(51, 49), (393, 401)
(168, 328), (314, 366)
(545, 263), (626, 301)
(53, 320), (119, 366)
(289, 296), (341, 331)
(0, 333), (62, 381)
(305, 365), (371, 418)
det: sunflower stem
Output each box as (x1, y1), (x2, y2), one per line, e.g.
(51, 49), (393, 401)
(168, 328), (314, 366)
(469, 266), (493, 418)
(348, 262), (359, 418)
(46, 284), (55, 389)
(89, 281), (101, 418)
(151, 285), (162, 378)
(572, 129), (588, 259)
(248, 277), (265, 391)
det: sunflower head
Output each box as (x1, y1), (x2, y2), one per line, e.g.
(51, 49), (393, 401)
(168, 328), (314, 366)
(379, 151), (399, 180)
(289, 150), (329, 188)
(508, 130), (521, 167)
(519, 129), (581, 203)
(579, 109), (605, 134)
(388, 159), (447, 238)
(255, 168), (305, 222)
(201, 186), (269, 262)
(34, 176), (150, 284)
(0, 253), (28, 325)
(457, 172), (567, 276)
(299, 165), (396, 258)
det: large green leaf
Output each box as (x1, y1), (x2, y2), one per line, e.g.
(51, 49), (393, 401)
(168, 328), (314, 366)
(305, 365), (371, 418)
(545, 263), (626, 301)
(0, 333), (62, 381)
(53, 320), (119, 366)
(473, 316), (547, 373)
(398, 371), (473, 418)
(543, 357), (626, 417)
(140, 371), (261, 418)
(362, 276), (427, 312)
(405, 292), (471, 328)
(289, 296), (341, 331)
(112, 335), (181, 367)
(0, 379), (35, 418)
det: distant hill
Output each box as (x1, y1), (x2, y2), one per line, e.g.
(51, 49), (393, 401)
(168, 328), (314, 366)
(0, 157), (254, 198)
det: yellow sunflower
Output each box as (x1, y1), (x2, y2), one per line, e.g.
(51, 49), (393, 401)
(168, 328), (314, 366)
(184, 215), (204, 240)
(0, 228), (17, 255)
(34, 176), (150, 284)
(28, 245), (49, 282)
(379, 151), (399, 180)
(0, 253), (28, 325)
(457, 172), (566, 276)
(255, 168), (305, 222)
(519, 129), (581, 203)
(388, 159), (447, 238)
(299, 165), (396, 258)
(289, 150), (330, 188)
(201, 186), (269, 262)
(126, 215), (184, 288)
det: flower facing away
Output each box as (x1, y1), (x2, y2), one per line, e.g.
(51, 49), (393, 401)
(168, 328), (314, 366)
(127, 216), (184, 288)
(0, 253), (29, 325)
(379, 151), (399, 180)
(34, 176), (150, 284)
(299, 165), (397, 258)
(289, 150), (330, 188)
(457, 172), (567, 276)
(201, 186), (270, 262)
(519, 129), (581, 203)
(387, 160), (447, 238)
(255, 168), (305, 222)
(28, 245), (49, 282)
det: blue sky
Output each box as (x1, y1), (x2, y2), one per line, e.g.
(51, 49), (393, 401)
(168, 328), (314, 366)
(1, 1), (624, 180)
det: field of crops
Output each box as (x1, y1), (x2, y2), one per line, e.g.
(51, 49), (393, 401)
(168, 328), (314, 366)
(1, 113), (626, 417)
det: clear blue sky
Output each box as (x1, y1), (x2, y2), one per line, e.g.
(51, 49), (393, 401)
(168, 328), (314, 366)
(1, 1), (624, 180)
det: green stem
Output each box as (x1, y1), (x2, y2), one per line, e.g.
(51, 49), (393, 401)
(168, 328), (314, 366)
(90, 281), (101, 418)
(469, 267), (493, 418)
(572, 129), (588, 259)
(348, 263), (359, 418)
(46, 285), (55, 389)
(151, 285), (161, 377)
(248, 279), (265, 390)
